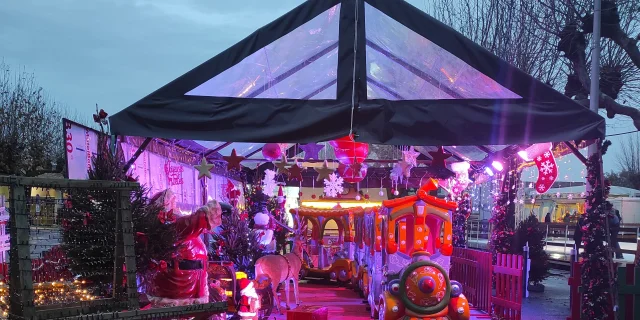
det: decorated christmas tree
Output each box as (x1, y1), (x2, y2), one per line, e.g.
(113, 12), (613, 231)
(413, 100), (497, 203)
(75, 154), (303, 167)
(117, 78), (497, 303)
(452, 193), (471, 247)
(60, 108), (173, 295)
(209, 208), (265, 277)
(514, 215), (549, 285)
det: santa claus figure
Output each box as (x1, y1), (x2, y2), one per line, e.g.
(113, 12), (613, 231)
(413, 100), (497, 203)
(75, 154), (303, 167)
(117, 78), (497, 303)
(144, 189), (223, 306)
(237, 278), (261, 320)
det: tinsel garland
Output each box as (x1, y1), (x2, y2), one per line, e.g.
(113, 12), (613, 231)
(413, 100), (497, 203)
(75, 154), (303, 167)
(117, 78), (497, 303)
(490, 161), (520, 259)
(452, 193), (471, 247)
(581, 140), (614, 320)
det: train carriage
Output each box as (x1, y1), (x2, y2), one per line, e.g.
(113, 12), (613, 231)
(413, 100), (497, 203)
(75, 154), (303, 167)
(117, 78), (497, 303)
(367, 179), (470, 320)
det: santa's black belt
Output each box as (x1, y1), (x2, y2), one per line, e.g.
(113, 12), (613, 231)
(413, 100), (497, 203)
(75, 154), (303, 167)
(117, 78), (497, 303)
(168, 260), (203, 270)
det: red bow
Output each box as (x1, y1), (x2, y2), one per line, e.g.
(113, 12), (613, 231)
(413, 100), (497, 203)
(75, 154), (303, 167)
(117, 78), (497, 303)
(93, 109), (109, 123)
(158, 209), (176, 224)
(83, 212), (91, 226)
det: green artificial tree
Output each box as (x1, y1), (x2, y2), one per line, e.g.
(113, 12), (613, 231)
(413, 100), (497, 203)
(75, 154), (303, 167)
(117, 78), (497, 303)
(60, 108), (174, 295)
(514, 214), (549, 289)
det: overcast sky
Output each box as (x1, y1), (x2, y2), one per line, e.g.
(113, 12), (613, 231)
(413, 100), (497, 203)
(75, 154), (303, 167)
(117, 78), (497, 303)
(1, 0), (635, 182)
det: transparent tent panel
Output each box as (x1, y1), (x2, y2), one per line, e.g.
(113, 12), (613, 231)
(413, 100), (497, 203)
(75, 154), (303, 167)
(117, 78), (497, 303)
(447, 146), (487, 161)
(364, 4), (521, 100)
(255, 48), (339, 99)
(194, 141), (228, 150)
(218, 143), (264, 156)
(187, 4), (341, 99)
(367, 47), (455, 100)
(309, 82), (337, 99)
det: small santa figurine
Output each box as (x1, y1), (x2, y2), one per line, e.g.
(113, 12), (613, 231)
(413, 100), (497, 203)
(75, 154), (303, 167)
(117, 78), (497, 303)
(237, 278), (261, 320)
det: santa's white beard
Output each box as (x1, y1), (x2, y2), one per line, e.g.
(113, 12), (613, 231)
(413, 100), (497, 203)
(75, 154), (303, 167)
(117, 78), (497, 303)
(240, 283), (259, 300)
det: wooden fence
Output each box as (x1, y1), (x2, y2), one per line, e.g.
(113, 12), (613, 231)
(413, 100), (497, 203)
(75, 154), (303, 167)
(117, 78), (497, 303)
(451, 248), (525, 320)
(450, 247), (492, 313)
(492, 253), (524, 320)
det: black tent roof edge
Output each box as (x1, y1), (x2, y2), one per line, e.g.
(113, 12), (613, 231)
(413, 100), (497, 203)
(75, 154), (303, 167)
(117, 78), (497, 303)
(110, 0), (605, 146)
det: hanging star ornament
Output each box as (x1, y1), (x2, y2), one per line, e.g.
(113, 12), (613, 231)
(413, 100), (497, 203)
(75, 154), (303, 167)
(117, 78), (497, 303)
(223, 149), (245, 171)
(275, 155), (289, 175)
(315, 160), (334, 182)
(403, 146), (420, 167)
(288, 161), (304, 181)
(398, 160), (413, 178)
(428, 146), (452, 169)
(300, 143), (324, 161)
(194, 157), (214, 179)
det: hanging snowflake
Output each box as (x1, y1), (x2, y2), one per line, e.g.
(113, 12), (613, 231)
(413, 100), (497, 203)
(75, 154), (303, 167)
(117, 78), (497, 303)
(324, 173), (344, 198)
(262, 169), (278, 197)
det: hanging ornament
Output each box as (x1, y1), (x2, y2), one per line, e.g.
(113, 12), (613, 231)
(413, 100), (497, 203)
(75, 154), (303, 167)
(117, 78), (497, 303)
(194, 157), (214, 179)
(394, 189), (400, 196)
(262, 169), (278, 197)
(403, 146), (420, 167)
(288, 160), (304, 182)
(427, 147), (455, 179)
(567, 193), (574, 200)
(379, 188), (384, 197)
(262, 143), (283, 162)
(315, 160), (334, 182)
(323, 173), (344, 198)
(223, 149), (245, 171)
(533, 149), (559, 194)
(300, 143), (324, 161)
(355, 194), (361, 201)
(398, 160), (413, 178)
(275, 155), (289, 175)
(337, 163), (368, 183)
(329, 135), (369, 165)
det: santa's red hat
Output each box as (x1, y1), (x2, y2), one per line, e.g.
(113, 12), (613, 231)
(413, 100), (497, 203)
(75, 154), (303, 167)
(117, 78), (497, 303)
(238, 278), (251, 291)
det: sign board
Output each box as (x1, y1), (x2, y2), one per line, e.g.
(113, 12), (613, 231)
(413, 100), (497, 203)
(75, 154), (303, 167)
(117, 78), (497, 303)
(63, 119), (99, 180)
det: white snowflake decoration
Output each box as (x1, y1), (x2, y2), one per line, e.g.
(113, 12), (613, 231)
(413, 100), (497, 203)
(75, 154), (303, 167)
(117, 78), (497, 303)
(324, 173), (344, 198)
(540, 160), (555, 175)
(261, 169), (278, 197)
(567, 193), (574, 200)
(544, 151), (551, 158)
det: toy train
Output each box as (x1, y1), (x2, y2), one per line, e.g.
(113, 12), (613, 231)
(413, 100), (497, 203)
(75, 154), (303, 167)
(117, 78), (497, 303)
(353, 179), (470, 320)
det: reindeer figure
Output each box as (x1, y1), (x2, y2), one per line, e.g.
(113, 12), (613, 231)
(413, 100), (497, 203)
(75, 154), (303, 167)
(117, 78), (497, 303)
(254, 215), (306, 314)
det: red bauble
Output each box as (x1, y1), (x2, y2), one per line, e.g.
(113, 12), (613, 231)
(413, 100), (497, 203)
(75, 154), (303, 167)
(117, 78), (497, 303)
(337, 163), (368, 183)
(329, 135), (369, 165)
(364, 194), (370, 200)
(299, 192), (303, 197)
(391, 188), (395, 194)
(262, 143), (283, 162)
(312, 194), (317, 199)
(441, 243), (453, 256)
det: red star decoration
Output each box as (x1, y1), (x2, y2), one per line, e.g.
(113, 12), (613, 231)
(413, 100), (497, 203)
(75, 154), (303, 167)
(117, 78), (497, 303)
(288, 163), (304, 181)
(223, 149), (245, 171)
(428, 146), (452, 169)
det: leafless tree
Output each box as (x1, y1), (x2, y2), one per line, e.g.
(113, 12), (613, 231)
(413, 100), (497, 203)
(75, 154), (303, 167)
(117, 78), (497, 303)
(0, 61), (87, 176)
(617, 132), (640, 171)
(428, 0), (640, 131)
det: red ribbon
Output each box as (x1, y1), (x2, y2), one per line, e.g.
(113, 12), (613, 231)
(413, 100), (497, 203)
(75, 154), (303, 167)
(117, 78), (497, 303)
(158, 209), (176, 224)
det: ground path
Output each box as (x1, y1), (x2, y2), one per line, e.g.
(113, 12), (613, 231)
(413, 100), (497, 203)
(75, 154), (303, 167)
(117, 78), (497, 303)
(271, 281), (489, 319)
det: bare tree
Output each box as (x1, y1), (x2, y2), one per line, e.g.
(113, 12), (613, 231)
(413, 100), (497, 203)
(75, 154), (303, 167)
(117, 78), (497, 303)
(428, 0), (640, 130)
(0, 61), (87, 176)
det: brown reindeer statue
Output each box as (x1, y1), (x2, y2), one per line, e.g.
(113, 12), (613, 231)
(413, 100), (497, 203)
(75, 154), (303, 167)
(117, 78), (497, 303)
(254, 214), (306, 314)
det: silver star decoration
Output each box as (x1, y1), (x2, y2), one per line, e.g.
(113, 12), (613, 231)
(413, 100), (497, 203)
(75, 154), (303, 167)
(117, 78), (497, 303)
(403, 146), (420, 167)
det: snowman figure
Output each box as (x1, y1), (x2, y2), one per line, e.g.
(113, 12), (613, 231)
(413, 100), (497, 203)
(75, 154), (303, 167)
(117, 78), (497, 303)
(253, 208), (276, 253)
